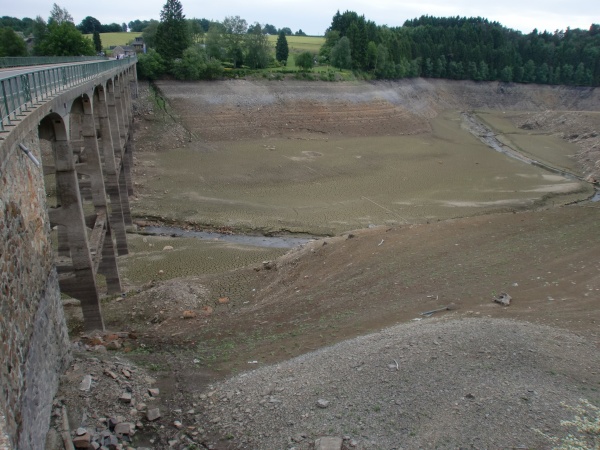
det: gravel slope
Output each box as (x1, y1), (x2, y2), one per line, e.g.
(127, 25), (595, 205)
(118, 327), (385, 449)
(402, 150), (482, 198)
(200, 317), (600, 449)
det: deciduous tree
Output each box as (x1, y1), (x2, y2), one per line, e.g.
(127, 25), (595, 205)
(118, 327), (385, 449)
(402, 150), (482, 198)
(245, 23), (270, 69)
(0, 27), (28, 56)
(49, 3), (73, 25)
(222, 15), (247, 68)
(330, 36), (351, 69)
(295, 51), (314, 70)
(77, 16), (102, 34)
(36, 21), (95, 56)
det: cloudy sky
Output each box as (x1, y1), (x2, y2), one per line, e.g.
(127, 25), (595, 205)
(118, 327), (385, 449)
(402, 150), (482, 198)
(4, 0), (598, 35)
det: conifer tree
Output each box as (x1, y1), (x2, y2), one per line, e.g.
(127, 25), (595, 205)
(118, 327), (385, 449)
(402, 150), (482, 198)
(275, 31), (289, 65)
(155, 0), (190, 60)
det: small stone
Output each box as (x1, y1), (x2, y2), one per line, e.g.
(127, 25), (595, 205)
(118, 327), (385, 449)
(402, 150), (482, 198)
(173, 420), (183, 429)
(147, 408), (161, 421)
(122, 369), (131, 378)
(163, 245), (174, 251)
(315, 436), (343, 450)
(76, 427), (87, 436)
(102, 433), (118, 448)
(114, 422), (133, 435)
(104, 370), (118, 379)
(136, 403), (147, 411)
(182, 310), (196, 319)
(349, 439), (358, 447)
(120, 392), (132, 403)
(316, 399), (330, 409)
(79, 375), (92, 391)
(218, 297), (229, 304)
(72, 433), (91, 448)
(148, 388), (159, 397)
(108, 417), (119, 430)
(106, 341), (121, 350)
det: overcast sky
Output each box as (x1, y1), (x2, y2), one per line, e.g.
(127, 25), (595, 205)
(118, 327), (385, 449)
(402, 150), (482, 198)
(3, 0), (598, 36)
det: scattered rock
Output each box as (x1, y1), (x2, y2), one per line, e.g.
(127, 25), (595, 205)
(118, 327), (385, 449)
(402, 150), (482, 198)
(72, 432), (91, 448)
(262, 260), (276, 270)
(114, 422), (134, 436)
(163, 245), (174, 251)
(119, 392), (132, 403)
(146, 408), (161, 421)
(148, 388), (160, 397)
(106, 340), (121, 350)
(493, 292), (512, 306)
(79, 375), (92, 391)
(315, 436), (343, 450)
(182, 310), (197, 319)
(218, 297), (230, 304)
(316, 399), (330, 409)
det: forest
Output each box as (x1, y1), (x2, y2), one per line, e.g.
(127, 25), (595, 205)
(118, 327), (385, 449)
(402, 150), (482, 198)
(321, 11), (600, 86)
(1, 3), (599, 87)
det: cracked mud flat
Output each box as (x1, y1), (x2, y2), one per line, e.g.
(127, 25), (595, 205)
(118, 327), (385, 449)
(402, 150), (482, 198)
(56, 79), (600, 449)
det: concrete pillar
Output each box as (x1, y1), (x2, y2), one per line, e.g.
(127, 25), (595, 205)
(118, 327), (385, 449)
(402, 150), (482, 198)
(107, 83), (132, 226)
(114, 78), (128, 143)
(96, 88), (128, 256)
(80, 100), (122, 294)
(124, 139), (134, 196)
(52, 139), (104, 331)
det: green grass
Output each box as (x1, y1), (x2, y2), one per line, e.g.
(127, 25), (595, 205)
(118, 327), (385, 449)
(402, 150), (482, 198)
(267, 35), (325, 54)
(84, 32), (142, 50)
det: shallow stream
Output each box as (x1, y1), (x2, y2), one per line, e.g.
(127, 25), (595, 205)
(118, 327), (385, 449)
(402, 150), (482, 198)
(141, 226), (312, 249)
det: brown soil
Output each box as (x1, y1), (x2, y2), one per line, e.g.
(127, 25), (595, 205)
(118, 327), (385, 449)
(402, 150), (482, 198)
(56, 79), (600, 449)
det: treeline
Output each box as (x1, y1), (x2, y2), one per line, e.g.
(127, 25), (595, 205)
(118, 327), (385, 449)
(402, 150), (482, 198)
(0, 5), (95, 57)
(137, 0), (303, 81)
(320, 11), (600, 86)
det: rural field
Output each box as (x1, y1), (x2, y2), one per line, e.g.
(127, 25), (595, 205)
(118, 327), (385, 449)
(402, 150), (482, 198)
(84, 31), (142, 49)
(60, 78), (600, 449)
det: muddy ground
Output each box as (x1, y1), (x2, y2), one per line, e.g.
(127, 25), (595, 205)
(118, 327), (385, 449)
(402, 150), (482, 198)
(57, 79), (600, 449)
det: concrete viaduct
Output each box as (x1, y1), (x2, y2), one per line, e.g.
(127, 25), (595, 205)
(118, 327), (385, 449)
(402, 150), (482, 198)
(2, 58), (138, 330)
(0, 57), (138, 448)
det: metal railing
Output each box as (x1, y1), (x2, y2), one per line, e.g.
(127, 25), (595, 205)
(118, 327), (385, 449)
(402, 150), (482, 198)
(0, 56), (108, 68)
(0, 56), (137, 132)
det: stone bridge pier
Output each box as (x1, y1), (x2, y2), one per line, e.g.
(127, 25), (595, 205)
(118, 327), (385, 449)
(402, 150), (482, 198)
(0, 60), (137, 449)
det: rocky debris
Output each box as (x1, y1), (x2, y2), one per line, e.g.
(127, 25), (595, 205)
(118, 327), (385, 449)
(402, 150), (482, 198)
(48, 352), (216, 449)
(75, 331), (139, 354)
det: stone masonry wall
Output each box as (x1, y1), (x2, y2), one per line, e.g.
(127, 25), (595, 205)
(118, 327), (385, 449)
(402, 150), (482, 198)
(0, 128), (71, 449)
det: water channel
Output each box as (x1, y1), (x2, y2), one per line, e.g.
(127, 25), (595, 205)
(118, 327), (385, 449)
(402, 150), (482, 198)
(140, 226), (312, 249)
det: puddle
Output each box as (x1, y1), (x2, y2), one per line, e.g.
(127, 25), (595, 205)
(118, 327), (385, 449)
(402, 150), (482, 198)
(141, 226), (312, 249)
